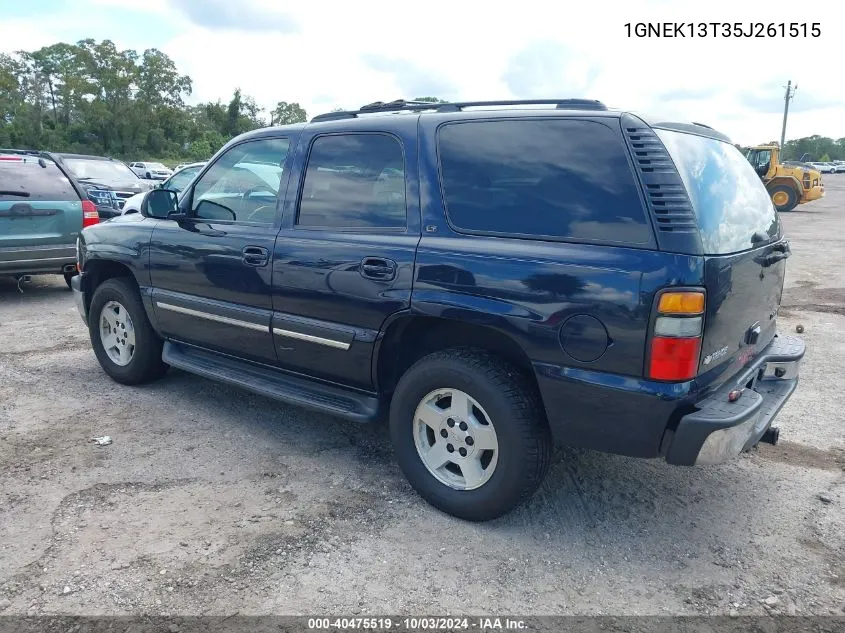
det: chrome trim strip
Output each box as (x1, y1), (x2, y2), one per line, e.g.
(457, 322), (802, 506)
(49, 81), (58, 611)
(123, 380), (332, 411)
(156, 302), (268, 332)
(272, 327), (350, 350)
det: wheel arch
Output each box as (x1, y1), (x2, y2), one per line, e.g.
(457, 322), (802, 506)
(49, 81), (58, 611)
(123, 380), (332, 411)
(374, 314), (541, 401)
(766, 176), (803, 196)
(81, 259), (142, 322)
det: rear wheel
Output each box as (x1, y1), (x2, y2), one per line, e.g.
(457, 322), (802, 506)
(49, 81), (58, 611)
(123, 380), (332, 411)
(770, 185), (798, 212)
(390, 348), (552, 521)
(89, 277), (168, 385)
(64, 271), (76, 289)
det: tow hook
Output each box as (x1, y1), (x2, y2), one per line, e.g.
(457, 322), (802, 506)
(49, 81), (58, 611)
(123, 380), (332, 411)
(761, 426), (780, 445)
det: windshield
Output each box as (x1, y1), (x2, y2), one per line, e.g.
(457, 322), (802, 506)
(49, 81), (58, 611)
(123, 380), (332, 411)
(237, 162), (283, 191)
(64, 158), (138, 182)
(148, 163), (169, 170)
(656, 129), (780, 254)
(167, 166), (202, 192)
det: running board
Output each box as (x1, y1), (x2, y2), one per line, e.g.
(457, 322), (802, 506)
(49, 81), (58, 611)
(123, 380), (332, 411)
(162, 341), (381, 423)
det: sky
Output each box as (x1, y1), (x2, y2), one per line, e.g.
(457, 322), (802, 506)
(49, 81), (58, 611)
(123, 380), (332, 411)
(1, 0), (843, 146)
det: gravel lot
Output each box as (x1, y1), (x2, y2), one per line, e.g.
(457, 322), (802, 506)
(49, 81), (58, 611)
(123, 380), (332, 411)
(1, 179), (843, 617)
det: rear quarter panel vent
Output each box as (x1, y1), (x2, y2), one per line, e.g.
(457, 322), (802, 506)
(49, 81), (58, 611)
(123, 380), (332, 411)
(620, 114), (703, 255)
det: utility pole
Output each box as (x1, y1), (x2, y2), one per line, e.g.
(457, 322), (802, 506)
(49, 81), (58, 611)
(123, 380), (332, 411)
(780, 80), (797, 150)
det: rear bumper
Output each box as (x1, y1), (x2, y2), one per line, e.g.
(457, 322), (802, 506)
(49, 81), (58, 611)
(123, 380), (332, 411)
(666, 334), (805, 465)
(803, 185), (824, 203)
(533, 333), (805, 462)
(0, 244), (76, 275)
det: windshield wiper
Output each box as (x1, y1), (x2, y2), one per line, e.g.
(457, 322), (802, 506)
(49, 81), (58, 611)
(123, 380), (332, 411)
(75, 177), (100, 182)
(0, 190), (30, 197)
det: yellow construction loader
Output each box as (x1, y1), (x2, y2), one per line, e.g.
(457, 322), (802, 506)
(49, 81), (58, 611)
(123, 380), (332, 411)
(745, 144), (825, 212)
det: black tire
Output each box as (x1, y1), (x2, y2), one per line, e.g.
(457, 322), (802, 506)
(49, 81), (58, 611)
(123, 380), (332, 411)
(770, 184), (798, 212)
(145, 172), (152, 179)
(389, 348), (552, 521)
(64, 271), (76, 289)
(88, 277), (168, 385)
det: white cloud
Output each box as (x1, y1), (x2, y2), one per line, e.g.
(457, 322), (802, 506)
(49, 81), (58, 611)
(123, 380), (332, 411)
(2, 0), (842, 144)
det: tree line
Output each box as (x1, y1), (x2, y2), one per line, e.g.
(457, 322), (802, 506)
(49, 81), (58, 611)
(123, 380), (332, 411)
(3, 39), (842, 165)
(738, 137), (845, 162)
(778, 136), (845, 162)
(0, 39), (308, 163)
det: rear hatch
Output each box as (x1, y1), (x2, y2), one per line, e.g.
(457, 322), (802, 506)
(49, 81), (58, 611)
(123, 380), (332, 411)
(0, 158), (83, 249)
(656, 129), (788, 391)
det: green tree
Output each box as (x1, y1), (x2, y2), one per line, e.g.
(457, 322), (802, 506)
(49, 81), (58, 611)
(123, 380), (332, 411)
(270, 101), (307, 125)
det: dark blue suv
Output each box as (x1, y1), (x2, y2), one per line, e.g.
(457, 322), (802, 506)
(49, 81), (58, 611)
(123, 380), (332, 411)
(72, 99), (805, 521)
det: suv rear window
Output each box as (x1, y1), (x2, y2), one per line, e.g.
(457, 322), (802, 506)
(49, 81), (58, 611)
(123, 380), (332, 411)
(437, 119), (652, 244)
(655, 129), (780, 254)
(0, 161), (79, 202)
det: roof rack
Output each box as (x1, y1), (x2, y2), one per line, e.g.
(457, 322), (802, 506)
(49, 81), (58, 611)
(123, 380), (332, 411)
(0, 148), (44, 157)
(0, 148), (55, 167)
(311, 98), (608, 122)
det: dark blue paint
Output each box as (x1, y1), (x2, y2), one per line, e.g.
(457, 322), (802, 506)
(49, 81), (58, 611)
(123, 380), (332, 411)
(76, 107), (788, 460)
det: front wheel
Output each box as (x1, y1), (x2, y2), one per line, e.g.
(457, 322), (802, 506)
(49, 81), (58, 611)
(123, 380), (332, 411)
(770, 184), (798, 212)
(88, 277), (168, 385)
(390, 348), (552, 521)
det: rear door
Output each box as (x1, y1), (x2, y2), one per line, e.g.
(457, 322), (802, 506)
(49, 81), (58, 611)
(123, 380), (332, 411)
(270, 118), (420, 389)
(656, 129), (787, 388)
(0, 158), (82, 270)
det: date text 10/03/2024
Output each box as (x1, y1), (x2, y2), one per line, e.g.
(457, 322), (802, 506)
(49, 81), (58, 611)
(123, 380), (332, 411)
(307, 617), (527, 630)
(625, 22), (820, 38)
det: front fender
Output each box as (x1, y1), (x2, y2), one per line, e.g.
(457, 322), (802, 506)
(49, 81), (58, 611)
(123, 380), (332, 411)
(81, 217), (153, 287)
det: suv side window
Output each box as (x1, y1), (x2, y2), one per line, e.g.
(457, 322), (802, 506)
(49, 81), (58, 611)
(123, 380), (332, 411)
(297, 133), (406, 229)
(437, 119), (651, 244)
(191, 137), (289, 224)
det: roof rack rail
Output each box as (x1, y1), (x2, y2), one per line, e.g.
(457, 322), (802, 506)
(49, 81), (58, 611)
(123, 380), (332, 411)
(0, 148), (43, 156)
(0, 148), (56, 167)
(311, 98), (608, 122)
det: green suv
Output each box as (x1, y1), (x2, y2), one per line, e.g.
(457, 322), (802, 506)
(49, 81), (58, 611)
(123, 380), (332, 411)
(0, 151), (99, 287)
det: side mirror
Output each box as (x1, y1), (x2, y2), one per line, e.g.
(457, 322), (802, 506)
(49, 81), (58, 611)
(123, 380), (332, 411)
(142, 189), (179, 219)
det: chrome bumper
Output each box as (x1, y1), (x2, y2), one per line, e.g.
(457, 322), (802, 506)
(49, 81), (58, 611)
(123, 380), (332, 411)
(666, 335), (806, 466)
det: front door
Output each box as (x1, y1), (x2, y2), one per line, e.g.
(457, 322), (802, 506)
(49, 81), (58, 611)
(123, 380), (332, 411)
(149, 135), (295, 364)
(271, 121), (421, 389)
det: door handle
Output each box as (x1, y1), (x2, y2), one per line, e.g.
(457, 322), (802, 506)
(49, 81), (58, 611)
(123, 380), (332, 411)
(242, 245), (269, 267)
(360, 257), (397, 280)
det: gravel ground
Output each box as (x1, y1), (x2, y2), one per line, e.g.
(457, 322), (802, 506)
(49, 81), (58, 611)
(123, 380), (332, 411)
(0, 179), (843, 617)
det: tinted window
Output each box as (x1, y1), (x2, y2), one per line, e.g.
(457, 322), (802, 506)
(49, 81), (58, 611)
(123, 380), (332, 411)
(438, 119), (651, 244)
(0, 161), (79, 201)
(297, 134), (406, 229)
(657, 130), (779, 254)
(192, 138), (289, 224)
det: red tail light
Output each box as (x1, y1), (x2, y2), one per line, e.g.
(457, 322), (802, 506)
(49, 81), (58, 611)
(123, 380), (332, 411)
(82, 200), (100, 228)
(649, 337), (701, 381)
(648, 290), (705, 381)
